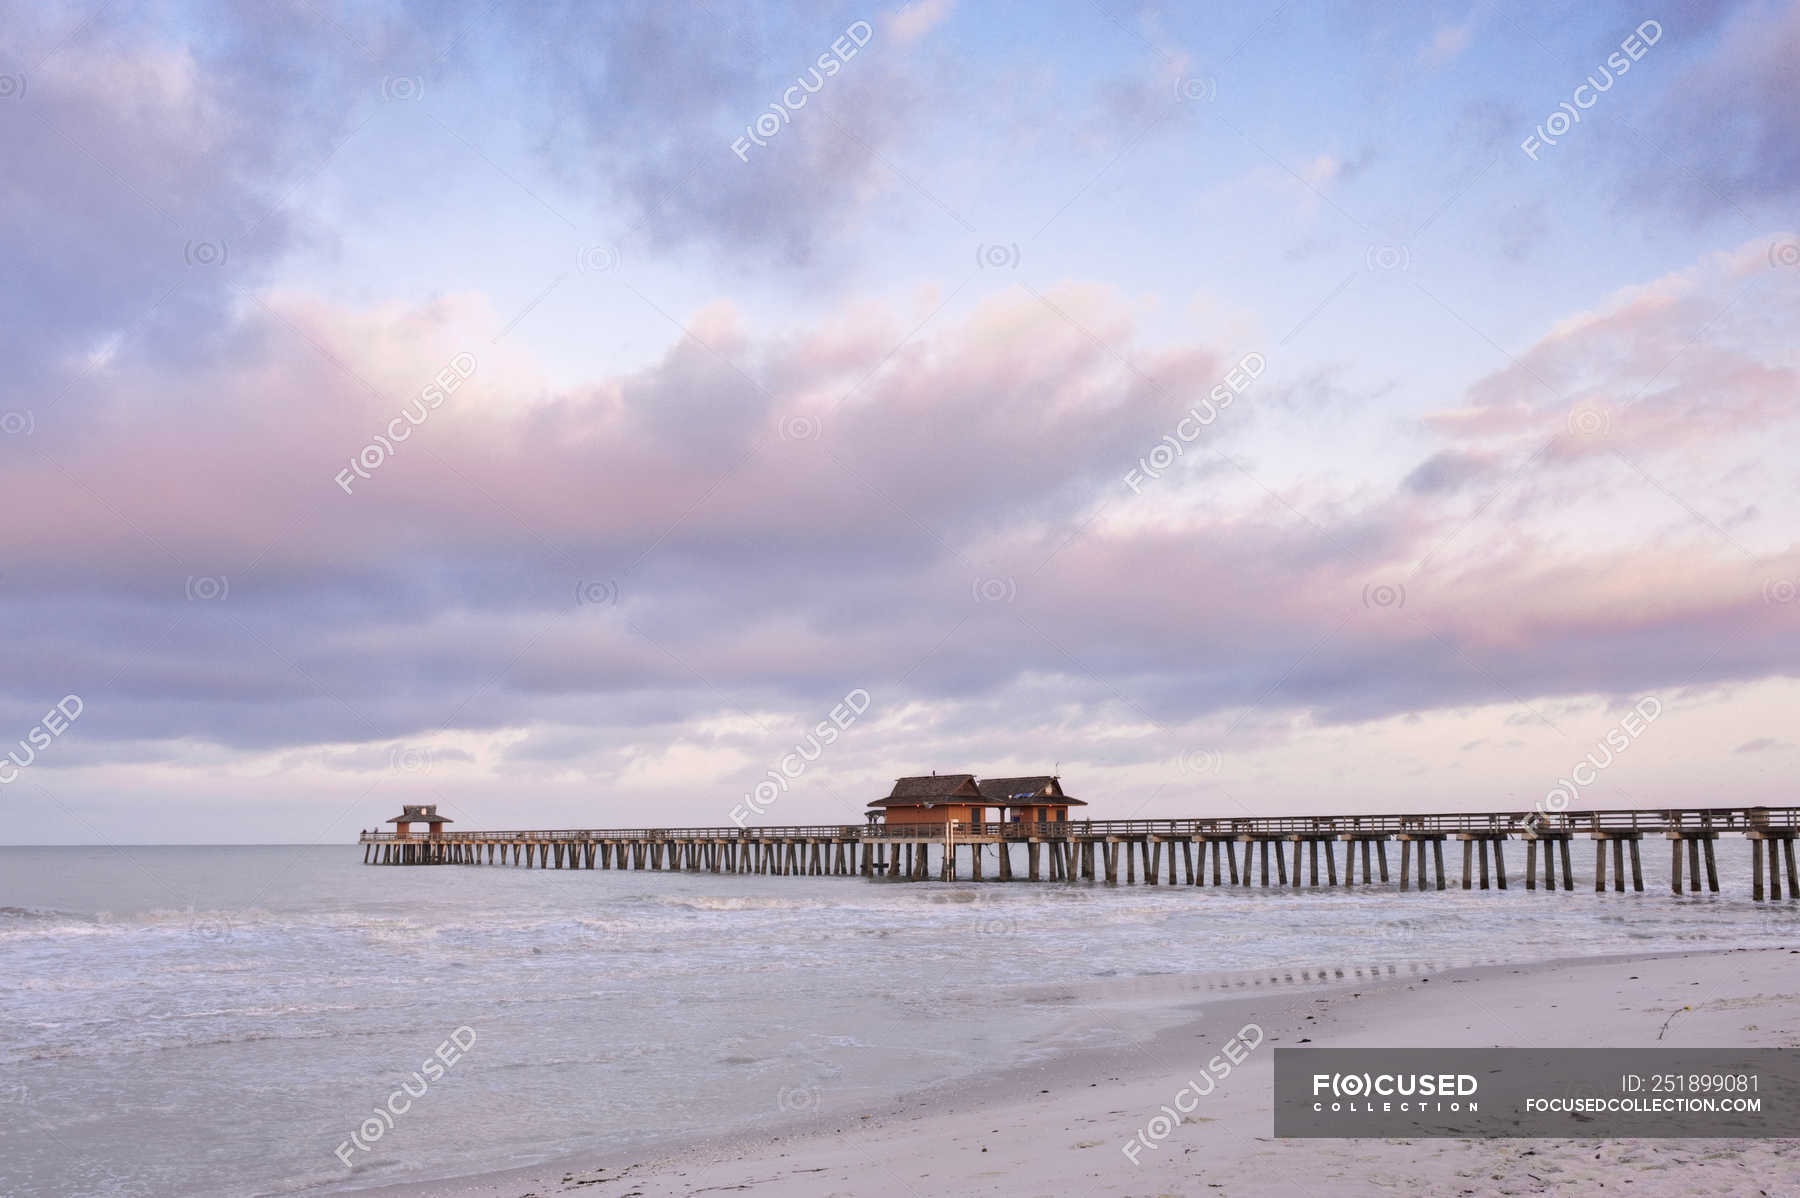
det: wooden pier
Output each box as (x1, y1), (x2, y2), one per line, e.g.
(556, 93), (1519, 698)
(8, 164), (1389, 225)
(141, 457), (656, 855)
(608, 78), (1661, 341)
(358, 805), (1800, 900)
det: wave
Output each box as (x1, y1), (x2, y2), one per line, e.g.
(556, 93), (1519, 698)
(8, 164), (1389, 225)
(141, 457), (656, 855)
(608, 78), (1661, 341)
(0, 906), (274, 944)
(647, 894), (835, 912)
(0, 905), (93, 922)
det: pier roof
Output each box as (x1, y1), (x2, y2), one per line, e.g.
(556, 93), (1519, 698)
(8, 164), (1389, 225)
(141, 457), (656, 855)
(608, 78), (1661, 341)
(386, 804), (453, 825)
(870, 774), (982, 806)
(976, 776), (1086, 806)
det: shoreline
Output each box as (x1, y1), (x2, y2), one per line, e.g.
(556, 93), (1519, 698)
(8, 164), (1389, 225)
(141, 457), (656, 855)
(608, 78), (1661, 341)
(345, 944), (1799, 1198)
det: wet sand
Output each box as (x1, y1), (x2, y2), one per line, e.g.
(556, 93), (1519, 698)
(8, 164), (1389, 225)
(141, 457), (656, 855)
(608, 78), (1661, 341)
(356, 945), (1799, 1198)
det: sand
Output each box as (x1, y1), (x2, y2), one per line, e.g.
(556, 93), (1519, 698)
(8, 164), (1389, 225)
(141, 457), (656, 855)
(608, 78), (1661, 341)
(357, 947), (1799, 1198)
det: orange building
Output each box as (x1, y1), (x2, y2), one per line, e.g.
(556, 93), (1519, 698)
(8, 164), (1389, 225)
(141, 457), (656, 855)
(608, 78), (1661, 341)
(866, 774), (1084, 832)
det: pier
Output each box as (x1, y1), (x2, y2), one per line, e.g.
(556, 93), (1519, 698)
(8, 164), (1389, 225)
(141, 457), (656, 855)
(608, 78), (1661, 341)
(358, 804), (1800, 900)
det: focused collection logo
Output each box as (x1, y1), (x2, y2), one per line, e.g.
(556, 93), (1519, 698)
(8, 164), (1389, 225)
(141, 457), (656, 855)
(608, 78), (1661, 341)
(1311, 1069), (1479, 1113)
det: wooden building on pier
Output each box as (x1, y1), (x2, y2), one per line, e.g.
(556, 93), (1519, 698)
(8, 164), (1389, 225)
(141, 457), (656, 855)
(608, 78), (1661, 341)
(866, 774), (1083, 832)
(866, 774), (984, 830)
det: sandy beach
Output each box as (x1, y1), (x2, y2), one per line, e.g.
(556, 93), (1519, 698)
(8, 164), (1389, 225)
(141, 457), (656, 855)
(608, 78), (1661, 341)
(356, 946), (1799, 1198)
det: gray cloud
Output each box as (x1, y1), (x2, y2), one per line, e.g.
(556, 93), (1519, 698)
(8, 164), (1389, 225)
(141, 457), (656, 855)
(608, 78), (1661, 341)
(0, 1), (455, 413)
(1631, 0), (1800, 215)
(1404, 449), (1499, 494)
(507, 1), (931, 265)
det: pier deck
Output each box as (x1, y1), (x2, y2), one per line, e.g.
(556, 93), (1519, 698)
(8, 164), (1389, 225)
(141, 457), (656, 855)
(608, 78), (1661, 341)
(358, 805), (1800, 899)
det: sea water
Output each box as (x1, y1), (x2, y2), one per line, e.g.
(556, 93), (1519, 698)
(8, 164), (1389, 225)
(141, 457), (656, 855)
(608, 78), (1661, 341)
(2, 844), (1796, 1196)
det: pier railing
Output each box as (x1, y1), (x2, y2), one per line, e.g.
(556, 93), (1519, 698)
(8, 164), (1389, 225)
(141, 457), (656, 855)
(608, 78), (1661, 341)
(1052, 808), (1797, 837)
(862, 821), (1079, 839)
(358, 824), (866, 843)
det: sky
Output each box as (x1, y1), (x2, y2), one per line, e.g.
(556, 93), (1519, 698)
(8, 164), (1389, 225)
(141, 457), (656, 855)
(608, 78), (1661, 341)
(1, 0), (1797, 843)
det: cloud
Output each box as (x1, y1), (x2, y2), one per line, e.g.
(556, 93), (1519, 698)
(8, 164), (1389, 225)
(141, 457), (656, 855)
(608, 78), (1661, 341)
(0, 1), (475, 415)
(1418, 20), (1473, 67)
(5, 258), (1797, 769)
(1421, 233), (1800, 471)
(0, 280), (1235, 743)
(1633, 0), (1800, 214)
(885, 0), (955, 45)
(511, 3), (927, 265)
(1734, 737), (1792, 753)
(1403, 449), (1499, 494)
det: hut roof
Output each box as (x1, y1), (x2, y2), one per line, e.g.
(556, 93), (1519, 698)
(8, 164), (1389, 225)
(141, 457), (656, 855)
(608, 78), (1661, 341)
(386, 804), (453, 825)
(866, 774), (1089, 809)
(868, 774), (982, 807)
(977, 776), (1086, 806)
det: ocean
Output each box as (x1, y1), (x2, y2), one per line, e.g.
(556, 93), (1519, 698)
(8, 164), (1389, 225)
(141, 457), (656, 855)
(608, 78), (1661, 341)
(2, 843), (1796, 1196)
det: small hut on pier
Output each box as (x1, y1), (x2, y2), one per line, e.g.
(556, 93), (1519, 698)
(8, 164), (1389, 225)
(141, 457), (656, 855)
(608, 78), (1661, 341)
(866, 774), (1084, 832)
(866, 774), (984, 831)
(387, 804), (453, 839)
